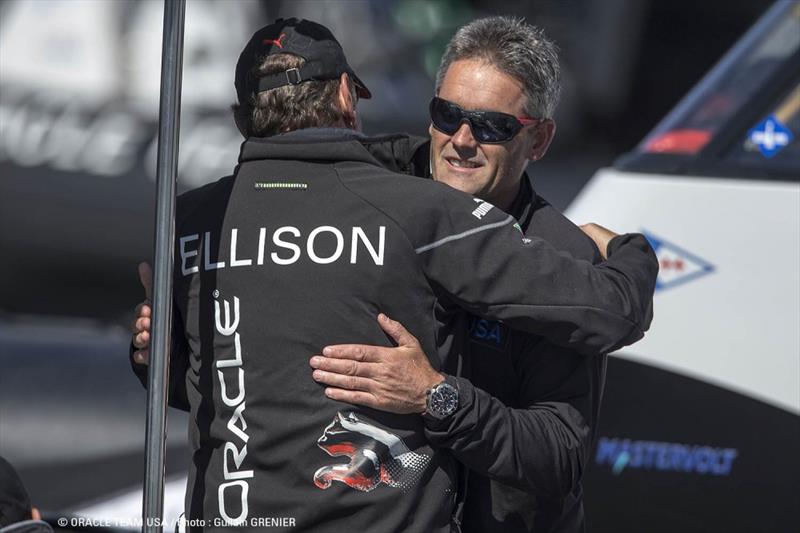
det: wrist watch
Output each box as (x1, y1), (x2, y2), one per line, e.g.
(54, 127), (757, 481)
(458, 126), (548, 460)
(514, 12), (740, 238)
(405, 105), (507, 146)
(424, 378), (459, 420)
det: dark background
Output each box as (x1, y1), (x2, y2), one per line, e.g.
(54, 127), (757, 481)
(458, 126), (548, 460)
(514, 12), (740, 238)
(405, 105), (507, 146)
(0, 0), (773, 322)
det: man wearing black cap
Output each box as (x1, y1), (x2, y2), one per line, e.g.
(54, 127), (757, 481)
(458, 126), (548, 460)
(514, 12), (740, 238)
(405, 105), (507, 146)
(303, 16), (629, 533)
(130, 17), (656, 532)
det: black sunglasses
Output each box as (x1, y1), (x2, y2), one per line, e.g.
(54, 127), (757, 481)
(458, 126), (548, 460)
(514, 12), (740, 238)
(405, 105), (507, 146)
(429, 96), (541, 144)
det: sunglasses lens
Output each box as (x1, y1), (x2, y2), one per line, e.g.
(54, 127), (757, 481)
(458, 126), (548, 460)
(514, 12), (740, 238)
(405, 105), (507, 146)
(430, 97), (524, 143)
(431, 98), (463, 133)
(471, 114), (518, 143)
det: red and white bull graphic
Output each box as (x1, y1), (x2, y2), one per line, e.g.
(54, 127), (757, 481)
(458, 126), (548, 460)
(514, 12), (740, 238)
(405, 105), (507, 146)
(313, 412), (431, 492)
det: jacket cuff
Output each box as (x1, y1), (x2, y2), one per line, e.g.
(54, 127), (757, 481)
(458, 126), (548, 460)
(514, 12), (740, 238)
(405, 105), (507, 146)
(607, 232), (649, 256)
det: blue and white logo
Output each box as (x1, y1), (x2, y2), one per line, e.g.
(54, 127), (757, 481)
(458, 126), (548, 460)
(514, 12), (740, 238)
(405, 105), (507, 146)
(748, 115), (793, 158)
(643, 230), (714, 292)
(596, 437), (738, 477)
(467, 316), (507, 349)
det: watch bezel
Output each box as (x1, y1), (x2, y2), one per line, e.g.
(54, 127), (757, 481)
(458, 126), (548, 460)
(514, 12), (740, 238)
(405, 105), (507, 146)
(425, 381), (459, 419)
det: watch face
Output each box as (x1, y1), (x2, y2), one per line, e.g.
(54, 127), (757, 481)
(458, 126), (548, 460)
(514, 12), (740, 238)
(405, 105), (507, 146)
(430, 383), (458, 417)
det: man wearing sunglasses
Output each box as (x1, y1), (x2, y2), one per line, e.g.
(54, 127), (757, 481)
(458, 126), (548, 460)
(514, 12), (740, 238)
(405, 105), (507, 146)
(131, 16), (653, 533)
(310, 16), (621, 533)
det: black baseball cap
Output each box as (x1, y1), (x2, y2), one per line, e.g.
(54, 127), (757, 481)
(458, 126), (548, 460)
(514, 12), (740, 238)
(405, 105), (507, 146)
(234, 17), (371, 104)
(0, 456), (32, 527)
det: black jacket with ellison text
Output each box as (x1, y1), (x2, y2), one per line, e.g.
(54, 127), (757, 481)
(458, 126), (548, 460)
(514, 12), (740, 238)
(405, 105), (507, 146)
(132, 129), (656, 532)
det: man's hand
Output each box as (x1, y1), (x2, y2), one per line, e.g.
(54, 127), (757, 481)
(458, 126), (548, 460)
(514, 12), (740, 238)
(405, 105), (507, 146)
(309, 314), (443, 414)
(579, 222), (618, 259)
(131, 262), (153, 365)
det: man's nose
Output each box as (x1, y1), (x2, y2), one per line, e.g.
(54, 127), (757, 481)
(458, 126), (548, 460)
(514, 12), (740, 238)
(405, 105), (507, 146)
(451, 121), (479, 150)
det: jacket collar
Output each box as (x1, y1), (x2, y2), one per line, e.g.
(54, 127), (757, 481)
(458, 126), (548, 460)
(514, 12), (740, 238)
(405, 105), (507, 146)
(360, 134), (430, 176)
(239, 128), (383, 167)
(508, 172), (535, 226)
(239, 128), (431, 176)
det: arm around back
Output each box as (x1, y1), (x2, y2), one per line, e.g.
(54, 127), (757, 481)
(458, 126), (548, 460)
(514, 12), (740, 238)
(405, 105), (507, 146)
(393, 182), (658, 355)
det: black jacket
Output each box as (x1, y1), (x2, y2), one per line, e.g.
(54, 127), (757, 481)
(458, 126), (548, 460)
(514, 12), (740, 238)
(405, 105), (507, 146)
(132, 129), (656, 532)
(427, 178), (607, 533)
(365, 136), (635, 532)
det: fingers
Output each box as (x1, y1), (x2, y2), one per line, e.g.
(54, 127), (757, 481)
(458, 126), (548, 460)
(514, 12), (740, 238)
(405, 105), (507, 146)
(322, 388), (380, 410)
(131, 301), (152, 350)
(138, 262), (153, 301)
(132, 328), (150, 349)
(131, 315), (151, 335)
(131, 262), (154, 367)
(321, 343), (382, 362)
(309, 356), (379, 378)
(132, 348), (150, 365)
(134, 301), (152, 319)
(312, 369), (374, 393)
(377, 313), (417, 347)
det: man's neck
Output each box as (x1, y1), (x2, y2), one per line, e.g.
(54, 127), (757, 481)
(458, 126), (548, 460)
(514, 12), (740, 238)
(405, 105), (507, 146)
(504, 174), (534, 223)
(492, 178), (525, 213)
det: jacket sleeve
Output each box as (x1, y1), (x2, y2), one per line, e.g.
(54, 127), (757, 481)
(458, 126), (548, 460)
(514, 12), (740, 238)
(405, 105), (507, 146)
(404, 186), (658, 355)
(425, 342), (598, 498)
(128, 302), (191, 412)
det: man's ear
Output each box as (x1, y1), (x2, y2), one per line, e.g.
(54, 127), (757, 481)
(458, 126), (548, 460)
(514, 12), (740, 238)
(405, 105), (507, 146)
(527, 119), (556, 161)
(337, 72), (358, 129)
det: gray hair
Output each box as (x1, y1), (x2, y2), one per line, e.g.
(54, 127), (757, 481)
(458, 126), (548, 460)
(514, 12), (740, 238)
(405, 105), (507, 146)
(435, 16), (561, 118)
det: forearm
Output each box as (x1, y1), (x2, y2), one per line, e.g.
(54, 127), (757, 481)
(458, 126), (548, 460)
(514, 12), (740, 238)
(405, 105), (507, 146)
(363, 178), (658, 356)
(424, 376), (590, 499)
(439, 231), (657, 355)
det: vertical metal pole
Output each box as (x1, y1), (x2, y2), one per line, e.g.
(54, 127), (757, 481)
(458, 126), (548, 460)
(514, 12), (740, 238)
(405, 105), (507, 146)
(144, 0), (185, 532)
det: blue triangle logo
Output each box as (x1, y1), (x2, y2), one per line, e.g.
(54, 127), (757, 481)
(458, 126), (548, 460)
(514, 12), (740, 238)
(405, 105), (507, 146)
(642, 230), (715, 292)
